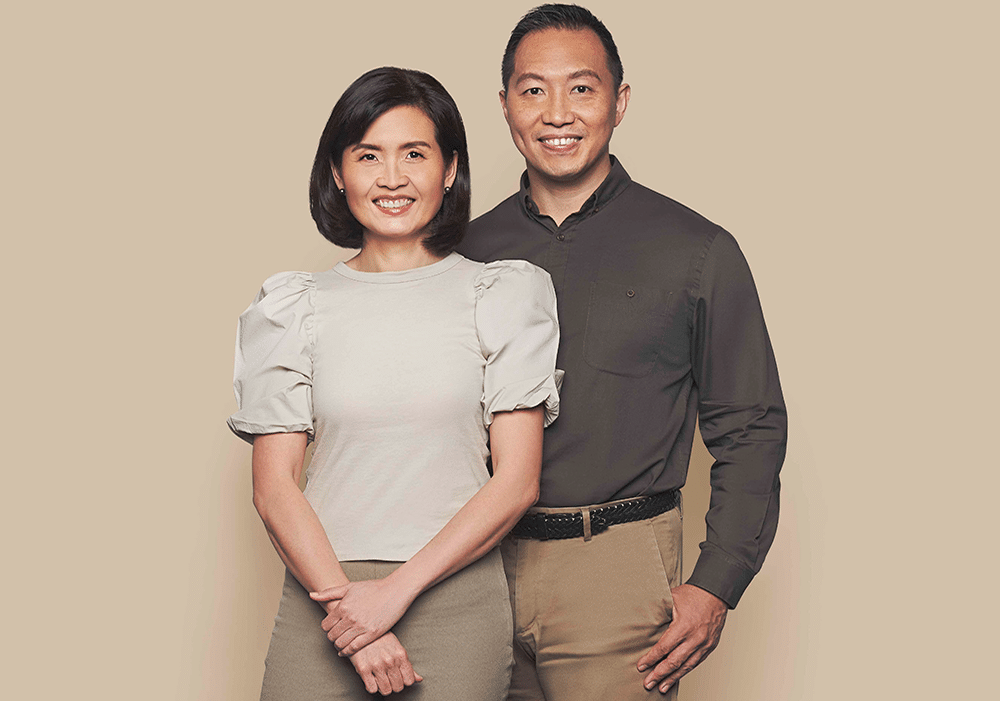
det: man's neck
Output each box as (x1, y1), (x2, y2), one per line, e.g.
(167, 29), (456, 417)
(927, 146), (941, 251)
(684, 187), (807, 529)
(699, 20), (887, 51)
(527, 157), (612, 226)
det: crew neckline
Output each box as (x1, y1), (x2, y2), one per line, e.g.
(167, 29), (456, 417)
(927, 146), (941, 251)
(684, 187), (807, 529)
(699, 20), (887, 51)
(333, 251), (464, 283)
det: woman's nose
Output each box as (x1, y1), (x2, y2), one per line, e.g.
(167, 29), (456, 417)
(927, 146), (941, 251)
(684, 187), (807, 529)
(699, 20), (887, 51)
(377, 160), (408, 189)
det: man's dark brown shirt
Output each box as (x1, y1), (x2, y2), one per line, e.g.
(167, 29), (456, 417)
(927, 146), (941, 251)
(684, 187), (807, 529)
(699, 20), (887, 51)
(457, 158), (786, 607)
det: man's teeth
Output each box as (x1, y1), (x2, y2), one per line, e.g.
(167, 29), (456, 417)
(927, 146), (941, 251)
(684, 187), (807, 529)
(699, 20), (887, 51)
(376, 198), (413, 208)
(543, 137), (580, 146)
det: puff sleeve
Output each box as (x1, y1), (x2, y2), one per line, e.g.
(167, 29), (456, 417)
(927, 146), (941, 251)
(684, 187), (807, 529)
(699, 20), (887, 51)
(227, 271), (316, 444)
(474, 260), (562, 428)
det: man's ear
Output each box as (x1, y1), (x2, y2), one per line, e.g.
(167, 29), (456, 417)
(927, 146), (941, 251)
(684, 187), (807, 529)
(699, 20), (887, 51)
(499, 90), (510, 124)
(331, 164), (344, 190)
(614, 83), (630, 127)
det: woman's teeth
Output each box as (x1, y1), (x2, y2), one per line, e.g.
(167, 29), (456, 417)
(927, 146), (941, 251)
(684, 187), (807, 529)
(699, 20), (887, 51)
(375, 198), (414, 209)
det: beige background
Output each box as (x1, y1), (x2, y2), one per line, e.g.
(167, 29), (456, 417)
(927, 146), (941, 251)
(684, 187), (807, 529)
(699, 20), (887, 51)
(3, 1), (996, 698)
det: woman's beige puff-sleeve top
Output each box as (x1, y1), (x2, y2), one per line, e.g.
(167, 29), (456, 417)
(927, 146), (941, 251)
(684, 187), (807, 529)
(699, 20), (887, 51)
(228, 253), (561, 561)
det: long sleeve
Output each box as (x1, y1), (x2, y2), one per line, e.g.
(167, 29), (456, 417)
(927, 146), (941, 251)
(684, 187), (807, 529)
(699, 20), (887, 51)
(685, 230), (787, 608)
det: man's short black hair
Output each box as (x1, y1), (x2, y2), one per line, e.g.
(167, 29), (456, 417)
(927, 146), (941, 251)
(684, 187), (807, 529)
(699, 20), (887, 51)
(501, 4), (623, 91)
(309, 67), (471, 256)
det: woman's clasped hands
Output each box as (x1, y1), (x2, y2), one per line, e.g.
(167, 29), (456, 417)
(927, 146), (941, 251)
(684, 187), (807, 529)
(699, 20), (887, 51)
(311, 578), (421, 695)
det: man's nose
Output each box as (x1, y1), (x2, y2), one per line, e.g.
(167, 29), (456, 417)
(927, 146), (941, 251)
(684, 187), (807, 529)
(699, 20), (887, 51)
(542, 93), (574, 127)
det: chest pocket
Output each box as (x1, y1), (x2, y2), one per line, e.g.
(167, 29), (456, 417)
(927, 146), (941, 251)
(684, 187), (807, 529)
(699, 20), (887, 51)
(583, 281), (673, 377)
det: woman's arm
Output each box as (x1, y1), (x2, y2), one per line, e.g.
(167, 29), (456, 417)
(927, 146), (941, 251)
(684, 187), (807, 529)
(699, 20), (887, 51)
(311, 406), (544, 655)
(251, 432), (422, 694)
(251, 432), (347, 591)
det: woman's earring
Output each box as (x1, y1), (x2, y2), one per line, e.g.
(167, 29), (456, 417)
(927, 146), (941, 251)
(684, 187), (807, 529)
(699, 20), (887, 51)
(444, 186), (451, 194)
(339, 188), (345, 195)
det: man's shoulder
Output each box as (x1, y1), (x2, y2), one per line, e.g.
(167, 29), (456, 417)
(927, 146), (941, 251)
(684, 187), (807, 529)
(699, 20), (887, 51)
(468, 192), (521, 232)
(620, 179), (725, 241)
(458, 192), (523, 262)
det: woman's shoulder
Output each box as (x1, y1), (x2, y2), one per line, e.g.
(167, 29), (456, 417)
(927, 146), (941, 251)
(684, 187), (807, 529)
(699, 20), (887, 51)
(471, 258), (553, 299)
(255, 270), (316, 298)
(239, 271), (316, 329)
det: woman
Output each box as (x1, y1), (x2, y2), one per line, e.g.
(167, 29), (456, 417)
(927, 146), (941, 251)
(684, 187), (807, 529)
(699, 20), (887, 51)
(227, 67), (560, 699)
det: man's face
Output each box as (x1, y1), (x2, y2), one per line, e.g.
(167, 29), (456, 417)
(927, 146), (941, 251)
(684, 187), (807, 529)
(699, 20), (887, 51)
(501, 28), (629, 191)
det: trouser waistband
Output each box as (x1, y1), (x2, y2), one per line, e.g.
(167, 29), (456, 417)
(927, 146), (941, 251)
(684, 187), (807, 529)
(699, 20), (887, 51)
(510, 490), (680, 541)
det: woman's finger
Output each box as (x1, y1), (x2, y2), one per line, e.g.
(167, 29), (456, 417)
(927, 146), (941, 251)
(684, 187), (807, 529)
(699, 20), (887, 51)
(327, 618), (352, 641)
(309, 585), (348, 602)
(341, 631), (380, 656)
(320, 610), (341, 633)
(360, 670), (378, 695)
(387, 664), (405, 693)
(372, 667), (392, 696)
(334, 628), (362, 652)
(399, 655), (423, 685)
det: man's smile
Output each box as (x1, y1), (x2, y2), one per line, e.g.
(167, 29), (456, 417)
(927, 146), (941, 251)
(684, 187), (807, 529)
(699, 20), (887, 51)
(539, 136), (582, 150)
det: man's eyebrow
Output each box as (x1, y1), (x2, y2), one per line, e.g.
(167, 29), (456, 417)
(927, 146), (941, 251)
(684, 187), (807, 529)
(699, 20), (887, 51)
(514, 72), (547, 87)
(514, 69), (603, 87)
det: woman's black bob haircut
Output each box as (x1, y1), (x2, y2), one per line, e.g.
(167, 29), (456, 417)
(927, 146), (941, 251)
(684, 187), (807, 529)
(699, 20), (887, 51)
(309, 67), (471, 256)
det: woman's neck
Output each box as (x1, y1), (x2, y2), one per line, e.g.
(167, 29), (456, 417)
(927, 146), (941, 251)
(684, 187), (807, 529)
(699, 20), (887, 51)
(345, 236), (445, 273)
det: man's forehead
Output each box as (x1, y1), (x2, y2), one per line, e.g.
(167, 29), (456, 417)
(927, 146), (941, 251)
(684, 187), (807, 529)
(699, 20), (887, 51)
(511, 27), (610, 82)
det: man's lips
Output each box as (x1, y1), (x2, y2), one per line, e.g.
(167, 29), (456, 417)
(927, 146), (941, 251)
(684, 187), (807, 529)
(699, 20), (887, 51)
(373, 197), (415, 214)
(538, 135), (582, 151)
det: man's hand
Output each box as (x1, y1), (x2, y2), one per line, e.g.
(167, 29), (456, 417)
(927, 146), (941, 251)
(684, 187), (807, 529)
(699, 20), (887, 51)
(637, 584), (728, 693)
(346, 632), (423, 696)
(311, 579), (416, 656)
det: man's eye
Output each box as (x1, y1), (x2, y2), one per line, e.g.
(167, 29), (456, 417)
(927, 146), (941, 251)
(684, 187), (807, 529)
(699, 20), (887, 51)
(359, 153), (376, 161)
(525, 87), (542, 96)
(572, 85), (590, 94)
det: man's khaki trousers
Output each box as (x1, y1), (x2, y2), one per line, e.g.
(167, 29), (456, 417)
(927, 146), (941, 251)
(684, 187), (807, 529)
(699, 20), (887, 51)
(501, 503), (683, 701)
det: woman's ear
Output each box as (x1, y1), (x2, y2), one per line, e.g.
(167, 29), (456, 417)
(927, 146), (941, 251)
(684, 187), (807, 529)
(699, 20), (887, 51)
(445, 151), (458, 190)
(332, 164), (344, 190)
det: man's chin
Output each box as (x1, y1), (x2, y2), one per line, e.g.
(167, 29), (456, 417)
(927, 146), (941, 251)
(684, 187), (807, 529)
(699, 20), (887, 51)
(527, 158), (606, 187)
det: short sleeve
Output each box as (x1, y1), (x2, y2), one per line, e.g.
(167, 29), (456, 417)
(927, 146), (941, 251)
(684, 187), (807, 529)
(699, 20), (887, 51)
(474, 260), (562, 428)
(227, 271), (316, 444)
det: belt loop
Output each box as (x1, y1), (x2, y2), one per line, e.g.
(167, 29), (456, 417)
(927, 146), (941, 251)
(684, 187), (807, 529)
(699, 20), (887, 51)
(582, 507), (592, 541)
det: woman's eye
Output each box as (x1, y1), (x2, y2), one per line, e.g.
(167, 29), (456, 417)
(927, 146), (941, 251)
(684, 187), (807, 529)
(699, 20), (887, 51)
(359, 153), (376, 161)
(406, 151), (425, 159)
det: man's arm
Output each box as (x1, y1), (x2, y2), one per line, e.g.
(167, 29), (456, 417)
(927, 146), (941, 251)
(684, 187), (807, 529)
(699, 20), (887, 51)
(639, 228), (787, 692)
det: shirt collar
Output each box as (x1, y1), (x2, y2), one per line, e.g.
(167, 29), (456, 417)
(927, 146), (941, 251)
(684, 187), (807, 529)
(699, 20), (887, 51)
(518, 155), (632, 227)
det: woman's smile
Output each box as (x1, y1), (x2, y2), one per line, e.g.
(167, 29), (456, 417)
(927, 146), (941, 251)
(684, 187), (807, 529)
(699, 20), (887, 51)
(334, 105), (457, 245)
(372, 196), (416, 215)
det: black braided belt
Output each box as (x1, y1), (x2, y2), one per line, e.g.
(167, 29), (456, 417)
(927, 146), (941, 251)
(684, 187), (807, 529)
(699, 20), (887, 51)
(510, 490), (680, 541)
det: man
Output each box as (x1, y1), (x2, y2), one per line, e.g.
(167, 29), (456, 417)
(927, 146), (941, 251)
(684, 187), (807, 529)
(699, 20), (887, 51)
(456, 4), (787, 699)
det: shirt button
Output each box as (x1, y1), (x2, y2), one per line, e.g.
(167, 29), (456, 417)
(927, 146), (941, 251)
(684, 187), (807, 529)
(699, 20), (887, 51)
(556, 233), (566, 241)
(626, 289), (636, 298)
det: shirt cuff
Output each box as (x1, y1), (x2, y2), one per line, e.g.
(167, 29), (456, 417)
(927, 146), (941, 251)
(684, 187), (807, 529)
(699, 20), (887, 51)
(685, 548), (756, 609)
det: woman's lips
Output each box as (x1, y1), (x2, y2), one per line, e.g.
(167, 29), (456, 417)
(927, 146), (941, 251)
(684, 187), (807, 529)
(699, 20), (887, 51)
(373, 197), (415, 215)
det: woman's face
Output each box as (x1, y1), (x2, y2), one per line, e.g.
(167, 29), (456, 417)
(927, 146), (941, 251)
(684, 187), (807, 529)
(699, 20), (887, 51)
(334, 105), (457, 246)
